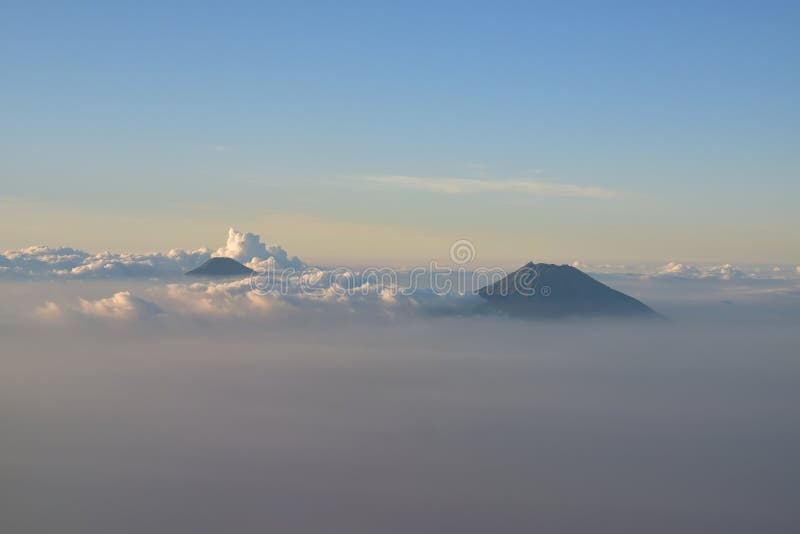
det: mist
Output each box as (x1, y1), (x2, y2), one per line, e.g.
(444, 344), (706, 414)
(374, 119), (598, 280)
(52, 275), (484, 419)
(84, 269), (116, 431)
(2, 279), (799, 533)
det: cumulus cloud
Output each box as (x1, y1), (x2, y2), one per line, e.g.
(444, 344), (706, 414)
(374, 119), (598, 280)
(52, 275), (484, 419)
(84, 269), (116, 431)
(0, 246), (211, 279)
(30, 277), (376, 324)
(34, 301), (63, 320)
(67, 251), (208, 278)
(162, 279), (278, 317)
(31, 266), (478, 323)
(3, 227), (792, 293)
(0, 228), (302, 279)
(213, 228), (304, 269)
(705, 264), (748, 281)
(213, 228), (269, 263)
(650, 262), (748, 281)
(654, 262), (703, 278)
(0, 246), (90, 277)
(159, 273), (471, 321)
(79, 291), (162, 320)
(28, 261), (800, 325)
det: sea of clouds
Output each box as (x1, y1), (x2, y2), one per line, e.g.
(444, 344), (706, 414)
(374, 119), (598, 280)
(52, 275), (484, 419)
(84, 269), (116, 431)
(3, 228), (798, 283)
(3, 315), (800, 533)
(2, 229), (800, 533)
(2, 227), (799, 325)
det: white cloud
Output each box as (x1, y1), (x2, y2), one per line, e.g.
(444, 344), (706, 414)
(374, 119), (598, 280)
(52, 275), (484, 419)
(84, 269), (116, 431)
(0, 245), (211, 279)
(650, 262), (748, 281)
(64, 249), (215, 278)
(160, 276), (401, 319)
(79, 291), (162, 320)
(213, 228), (268, 262)
(654, 262), (703, 278)
(0, 228), (303, 279)
(0, 246), (91, 277)
(163, 279), (288, 317)
(4, 227), (793, 291)
(34, 301), (63, 320)
(707, 264), (747, 281)
(213, 227), (304, 269)
(363, 175), (626, 199)
(89, 267), (476, 322)
(29, 261), (800, 325)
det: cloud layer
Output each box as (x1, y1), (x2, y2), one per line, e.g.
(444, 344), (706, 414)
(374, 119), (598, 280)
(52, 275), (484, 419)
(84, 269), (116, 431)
(0, 228), (301, 279)
(5, 227), (799, 325)
(4, 227), (797, 284)
(39, 275), (478, 323)
(79, 291), (163, 320)
(5, 314), (800, 533)
(650, 262), (748, 280)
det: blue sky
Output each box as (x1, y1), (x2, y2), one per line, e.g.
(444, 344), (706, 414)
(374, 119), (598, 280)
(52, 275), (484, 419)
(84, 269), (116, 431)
(2, 1), (798, 264)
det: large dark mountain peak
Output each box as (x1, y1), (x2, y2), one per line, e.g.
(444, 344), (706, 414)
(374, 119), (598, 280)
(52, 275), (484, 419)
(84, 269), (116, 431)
(478, 262), (656, 318)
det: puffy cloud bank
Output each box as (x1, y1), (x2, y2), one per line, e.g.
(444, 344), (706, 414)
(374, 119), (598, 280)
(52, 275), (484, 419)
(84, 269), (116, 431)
(3, 227), (796, 284)
(1, 246), (92, 276)
(36, 292), (163, 321)
(0, 228), (302, 279)
(213, 228), (304, 270)
(574, 260), (800, 281)
(650, 262), (748, 281)
(79, 291), (163, 320)
(34, 271), (479, 323)
(34, 301), (63, 320)
(6, 228), (799, 325)
(194, 278), (466, 318)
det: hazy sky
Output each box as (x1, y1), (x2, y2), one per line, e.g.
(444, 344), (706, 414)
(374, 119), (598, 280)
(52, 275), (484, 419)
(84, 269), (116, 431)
(2, 1), (798, 264)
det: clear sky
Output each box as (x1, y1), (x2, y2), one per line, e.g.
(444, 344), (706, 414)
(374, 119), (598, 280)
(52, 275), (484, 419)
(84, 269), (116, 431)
(2, 1), (798, 265)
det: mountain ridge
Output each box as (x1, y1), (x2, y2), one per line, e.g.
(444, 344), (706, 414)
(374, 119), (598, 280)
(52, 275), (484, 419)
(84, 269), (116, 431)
(478, 261), (658, 318)
(186, 257), (254, 277)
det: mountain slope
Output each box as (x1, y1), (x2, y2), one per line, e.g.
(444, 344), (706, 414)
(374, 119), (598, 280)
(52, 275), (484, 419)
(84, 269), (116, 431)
(478, 262), (657, 318)
(186, 257), (254, 276)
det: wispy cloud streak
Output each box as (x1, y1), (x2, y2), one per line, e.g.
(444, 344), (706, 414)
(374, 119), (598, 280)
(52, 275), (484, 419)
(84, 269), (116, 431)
(363, 175), (627, 199)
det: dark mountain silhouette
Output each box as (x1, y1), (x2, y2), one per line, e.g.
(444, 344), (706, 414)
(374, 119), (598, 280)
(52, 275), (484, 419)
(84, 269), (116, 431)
(479, 262), (657, 318)
(186, 257), (254, 276)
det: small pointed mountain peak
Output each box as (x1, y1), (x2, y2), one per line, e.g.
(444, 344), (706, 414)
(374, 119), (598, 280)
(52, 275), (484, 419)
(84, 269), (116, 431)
(186, 257), (254, 276)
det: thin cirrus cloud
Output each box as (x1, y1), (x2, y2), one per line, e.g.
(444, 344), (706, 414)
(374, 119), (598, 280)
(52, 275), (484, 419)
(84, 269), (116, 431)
(362, 175), (627, 199)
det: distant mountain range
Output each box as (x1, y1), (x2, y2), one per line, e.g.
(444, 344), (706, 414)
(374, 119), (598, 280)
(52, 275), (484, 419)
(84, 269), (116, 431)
(479, 262), (657, 318)
(186, 257), (254, 276)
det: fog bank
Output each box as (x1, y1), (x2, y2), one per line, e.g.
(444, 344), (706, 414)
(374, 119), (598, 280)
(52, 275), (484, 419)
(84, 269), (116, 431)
(2, 315), (799, 533)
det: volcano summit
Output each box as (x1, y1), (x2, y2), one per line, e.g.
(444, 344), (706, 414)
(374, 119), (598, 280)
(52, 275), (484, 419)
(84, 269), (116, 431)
(479, 262), (657, 319)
